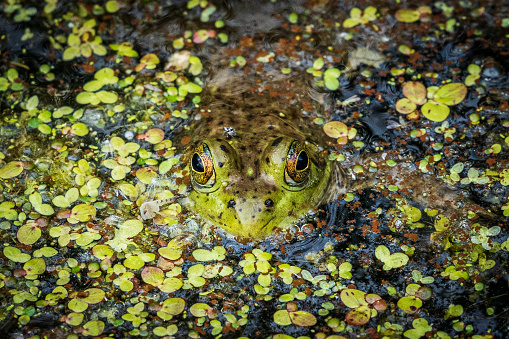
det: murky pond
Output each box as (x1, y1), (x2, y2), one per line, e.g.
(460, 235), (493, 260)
(1, 0), (508, 338)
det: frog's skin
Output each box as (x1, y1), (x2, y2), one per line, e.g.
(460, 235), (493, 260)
(179, 72), (344, 239)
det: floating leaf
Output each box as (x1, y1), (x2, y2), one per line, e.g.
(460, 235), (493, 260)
(273, 310), (292, 325)
(124, 255), (144, 270)
(17, 223), (41, 245)
(395, 9), (421, 23)
(96, 90), (118, 104)
(92, 245), (114, 260)
(136, 167), (157, 185)
(433, 83), (467, 106)
(340, 289), (368, 308)
(71, 123), (89, 136)
(69, 204), (96, 223)
(345, 305), (371, 326)
(161, 298), (185, 315)
(396, 98), (417, 114)
(402, 81), (427, 105)
(397, 296), (422, 314)
(0, 161), (24, 179)
(64, 312), (84, 326)
(82, 320), (105, 336)
(80, 288), (105, 304)
(323, 121), (349, 144)
(289, 310), (317, 327)
(4, 246), (31, 263)
(421, 100), (450, 122)
(24, 257), (46, 277)
(190, 303), (212, 317)
(137, 128), (165, 144)
(142, 266), (164, 286)
(116, 219), (143, 239)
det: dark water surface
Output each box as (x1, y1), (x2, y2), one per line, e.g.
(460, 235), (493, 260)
(1, 0), (509, 338)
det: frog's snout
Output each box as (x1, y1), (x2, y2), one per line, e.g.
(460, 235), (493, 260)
(225, 197), (278, 238)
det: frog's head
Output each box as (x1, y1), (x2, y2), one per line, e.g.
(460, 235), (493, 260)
(186, 134), (334, 239)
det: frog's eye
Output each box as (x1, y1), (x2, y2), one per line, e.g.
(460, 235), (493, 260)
(285, 141), (310, 186)
(191, 144), (215, 187)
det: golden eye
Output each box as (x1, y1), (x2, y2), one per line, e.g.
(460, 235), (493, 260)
(191, 144), (215, 186)
(285, 141), (310, 185)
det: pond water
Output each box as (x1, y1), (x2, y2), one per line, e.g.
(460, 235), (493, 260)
(1, 0), (509, 338)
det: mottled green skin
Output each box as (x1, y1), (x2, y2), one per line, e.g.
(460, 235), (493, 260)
(181, 74), (339, 239)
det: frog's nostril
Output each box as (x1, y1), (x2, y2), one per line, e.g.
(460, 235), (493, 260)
(264, 199), (274, 208)
(227, 199), (236, 208)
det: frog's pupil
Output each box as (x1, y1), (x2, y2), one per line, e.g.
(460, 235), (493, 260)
(296, 151), (308, 171)
(192, 153), (204, 172)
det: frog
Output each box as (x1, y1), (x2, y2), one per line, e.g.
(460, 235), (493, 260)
(166, 69), (488, 240)
(176, 70), (346, 239)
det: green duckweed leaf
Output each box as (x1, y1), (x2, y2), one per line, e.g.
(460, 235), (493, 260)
(24, 257), (46, 277)
(0, 161), (24, 179)
(340, 289), (368, 308)
(396, 98), (417, 114)
(82, 320), (105, 336)
(190, 303), (212, 317)
(421, 100), (450, 122)
(68, 298), (88, 312)
(433, 83), (467, 106)
(17, 223), (41, 245)
(4, 246), (31, 263)
(80, 288), (105, 304)
(92, 244), (114, 260)
(71, 122), (89, 136)
(161, 298), (185, 315)
(345, 304), (371, 326)
(395, 9), (421, 23)
(397, 296), (422, 314)
(289, 310), (317, 327)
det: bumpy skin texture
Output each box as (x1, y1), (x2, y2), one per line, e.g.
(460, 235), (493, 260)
(179, 71), (342, 239)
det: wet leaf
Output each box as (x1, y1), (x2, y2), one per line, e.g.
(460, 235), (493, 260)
(345, 305), (371, 326)
(395, 9), (421, 23)
(124, 255), (145, 269)
(4, 246), (31, 263)
(402, 81), (427, 105)
(68, 298), (88, 312)
(421, 100), (450, 122)
(397, 296), (422, 314)
(137, 128), (165, 144)
(142, 266), (164, 286)
(340, 289), (368, 308)
(0, 161), (24, 179)
(273, 310), (292, 326)
(433, 83), (467, 106)
(71, 123), (89, 136)
(115, 219), (143, 239)
(82, 320), (105, 336)
(69, 204), (96, 223)
(323, 121), (349, 144)
(65, 312), (84, 326)
(80, 288), (105, 304)
(396, 98), (417, 114)
(161, 298), (185, 315)
(17, 223), (41, 245)
(289, 310), (317, 327)
(24, 257), (46, 277)
(190, 303), (212, 317)
(159, 278), (183, 293)
(136, 167), (157, 185)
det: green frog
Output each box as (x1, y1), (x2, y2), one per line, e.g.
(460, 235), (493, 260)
(158, 70), (483, 240)
(178, 71), (344, 239)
